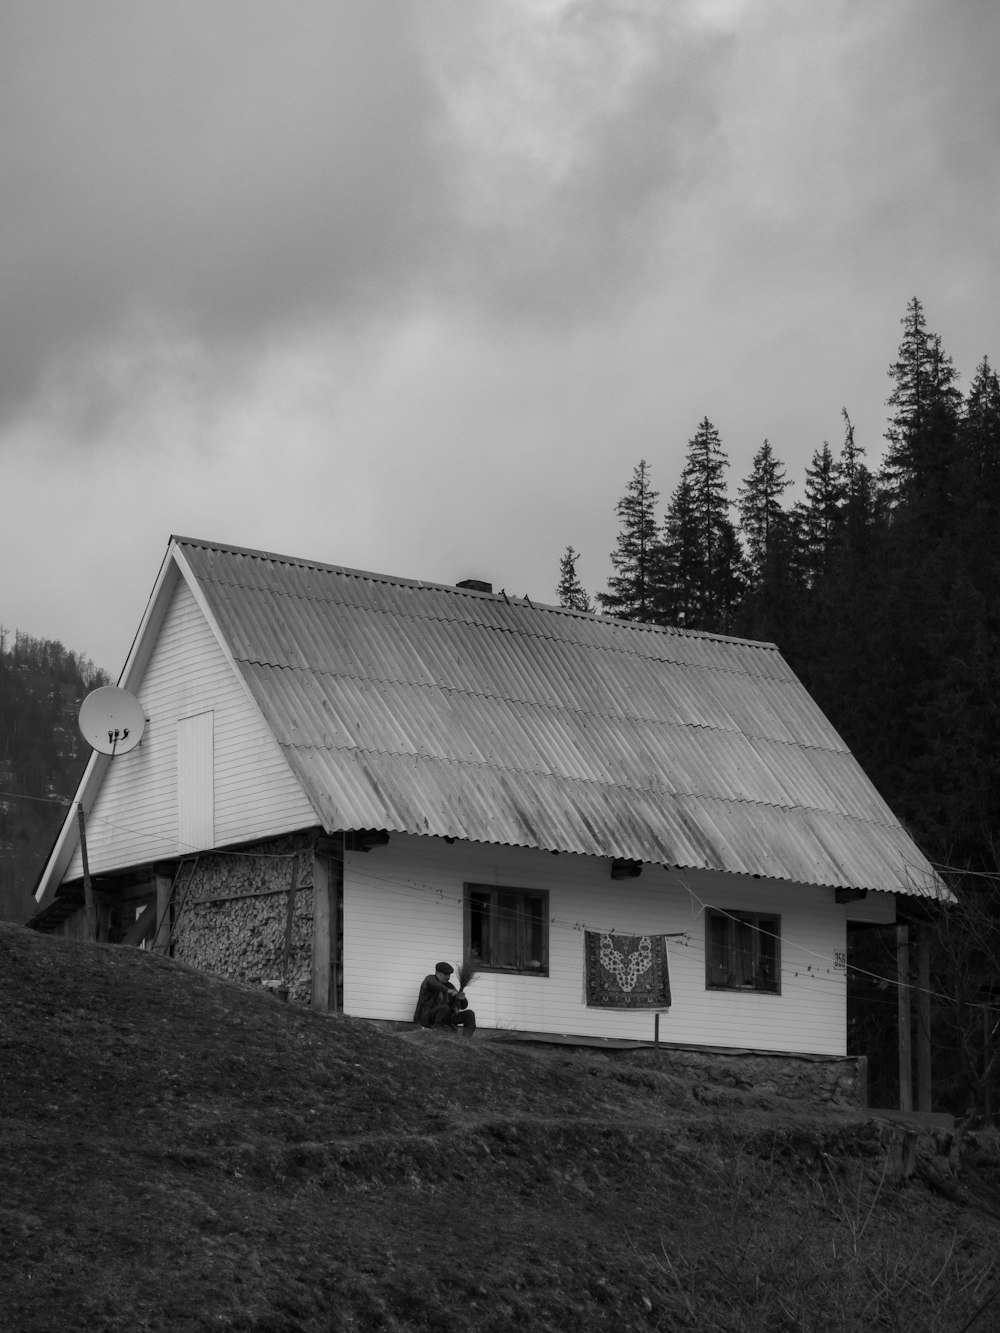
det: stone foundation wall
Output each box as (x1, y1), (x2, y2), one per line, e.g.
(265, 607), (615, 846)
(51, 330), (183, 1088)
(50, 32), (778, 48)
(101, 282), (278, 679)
(627, 1044), (868, 1108)
(171, 834), (317, 1004)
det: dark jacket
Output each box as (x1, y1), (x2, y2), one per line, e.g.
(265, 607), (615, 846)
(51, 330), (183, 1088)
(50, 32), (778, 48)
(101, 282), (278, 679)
(413, 974), (457, 1026)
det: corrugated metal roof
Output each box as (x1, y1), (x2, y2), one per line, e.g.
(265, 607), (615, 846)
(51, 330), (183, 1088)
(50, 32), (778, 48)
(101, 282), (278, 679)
(175, 536), (947, 899)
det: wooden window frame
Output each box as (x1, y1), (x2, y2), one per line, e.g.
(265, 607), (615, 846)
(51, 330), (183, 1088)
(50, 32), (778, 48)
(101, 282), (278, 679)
(706, 909), (781, 994)
(464, 884), (549, 976)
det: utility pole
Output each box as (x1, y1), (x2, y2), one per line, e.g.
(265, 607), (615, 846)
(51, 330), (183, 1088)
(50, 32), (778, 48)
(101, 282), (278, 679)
(897, 923), (913, 1112)
(915, 926), (933, 1112)
(77, 804), (97, 942)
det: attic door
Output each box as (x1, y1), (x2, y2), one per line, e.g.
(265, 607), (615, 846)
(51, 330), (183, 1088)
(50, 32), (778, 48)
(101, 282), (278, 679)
(177, 711), (215, 850)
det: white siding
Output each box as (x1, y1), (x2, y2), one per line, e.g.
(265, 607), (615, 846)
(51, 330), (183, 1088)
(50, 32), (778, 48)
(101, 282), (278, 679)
(177, 711), (215, 849)
(66, 578), (317, 878)
(343, 833), (850, 1056)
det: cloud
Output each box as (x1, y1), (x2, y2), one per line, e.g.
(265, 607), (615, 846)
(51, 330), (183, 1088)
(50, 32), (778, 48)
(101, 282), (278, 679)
(1, 0), (744, 426)
(0, 0), (448, 414)
(424, 0), (731, 317)
(3, 0), (1000, 675)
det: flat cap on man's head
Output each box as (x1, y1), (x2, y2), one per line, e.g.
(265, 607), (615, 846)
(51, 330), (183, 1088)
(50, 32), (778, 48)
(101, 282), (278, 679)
(435, 962), (453, 975)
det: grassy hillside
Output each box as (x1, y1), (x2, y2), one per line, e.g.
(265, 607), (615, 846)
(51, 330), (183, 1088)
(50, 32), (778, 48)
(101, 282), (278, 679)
(2, 923), (999, 1333)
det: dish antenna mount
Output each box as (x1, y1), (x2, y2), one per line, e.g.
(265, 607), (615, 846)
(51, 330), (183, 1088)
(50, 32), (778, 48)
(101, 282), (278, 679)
(79, 686), (146, 757)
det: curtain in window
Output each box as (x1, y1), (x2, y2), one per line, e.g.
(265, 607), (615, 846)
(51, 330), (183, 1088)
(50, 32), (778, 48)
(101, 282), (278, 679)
(706, 912), (780, 992)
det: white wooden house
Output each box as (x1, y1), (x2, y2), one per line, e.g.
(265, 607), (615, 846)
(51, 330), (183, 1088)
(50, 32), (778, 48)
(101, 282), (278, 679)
(32, 536), (950, 1059)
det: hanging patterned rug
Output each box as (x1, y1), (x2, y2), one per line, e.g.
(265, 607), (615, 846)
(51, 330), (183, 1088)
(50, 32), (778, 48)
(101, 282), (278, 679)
(585, 931), (671, 1009)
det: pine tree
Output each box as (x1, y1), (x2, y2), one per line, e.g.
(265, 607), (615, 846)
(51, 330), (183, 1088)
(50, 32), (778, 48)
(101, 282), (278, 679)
(958, 357), (1000, 528)
(597, 460), (663, 622)
(882, 297), (962, 517)
(795, 411), (878, 585)
(906, 357), (1000, 865)
(837, 408), (863, 494)
(658, 475), (701, 627)
(734, 439), (801, 644)
(962, 356), (1000, 457)
(556, 546), (593, 612)
(796, 442), (843, 584)
(836, 409), (878, 536)
(867, 302), (986, 861)
(711, 520), (748, 635)
(673, 418), (744, 632)
(737, 440), (793, 581)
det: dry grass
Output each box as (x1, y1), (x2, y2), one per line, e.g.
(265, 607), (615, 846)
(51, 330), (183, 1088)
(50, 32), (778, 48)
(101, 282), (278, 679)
(2, 922), (999, 1332)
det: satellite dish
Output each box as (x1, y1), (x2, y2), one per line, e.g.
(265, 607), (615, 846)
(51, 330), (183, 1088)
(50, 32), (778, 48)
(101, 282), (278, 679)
(79, 686), (146, 756)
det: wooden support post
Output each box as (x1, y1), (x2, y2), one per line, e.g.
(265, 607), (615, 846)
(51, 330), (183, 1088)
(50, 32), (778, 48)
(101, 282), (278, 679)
(153, 873), (173, 954)
(985, 1005), (994, 1125)
(915, 927), (932, 1113)
(280, 858), (300, 1000)
(312, 848), (342, 1014)
(897, 923), (913, 1112)
(77, 804), (97, 943)
(856, 1055), (869, 1111)
(312, 852), (331, 1013)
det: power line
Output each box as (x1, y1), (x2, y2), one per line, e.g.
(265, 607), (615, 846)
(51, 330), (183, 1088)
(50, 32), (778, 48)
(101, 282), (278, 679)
(0, 788), (75, 807)
(29, 797), (975, 1004)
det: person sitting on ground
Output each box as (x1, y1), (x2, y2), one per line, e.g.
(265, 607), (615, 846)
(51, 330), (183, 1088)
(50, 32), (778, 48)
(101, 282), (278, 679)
(413, 962), (476, 1035)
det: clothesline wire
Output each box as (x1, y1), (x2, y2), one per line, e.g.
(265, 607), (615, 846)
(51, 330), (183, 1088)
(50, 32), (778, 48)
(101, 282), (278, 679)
(29, 801), (965, 1003)
(81, 810), (306, 858)
(668, 868), (963, 1006)
(347, 863), (863, 996)
(350, 860), (912, 997)
(0, 788), (76, 807)
(348, 859), (693, 944)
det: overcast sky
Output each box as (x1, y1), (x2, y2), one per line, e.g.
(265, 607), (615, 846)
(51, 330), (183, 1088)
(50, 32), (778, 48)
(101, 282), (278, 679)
(2, 0), (998, 676)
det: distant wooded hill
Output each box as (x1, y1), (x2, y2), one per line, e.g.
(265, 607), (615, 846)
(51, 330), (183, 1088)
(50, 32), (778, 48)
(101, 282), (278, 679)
(0, 630), (109, 922)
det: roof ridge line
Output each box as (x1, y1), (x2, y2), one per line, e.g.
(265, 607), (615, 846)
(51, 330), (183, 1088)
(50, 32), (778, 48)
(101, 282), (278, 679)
(172, 535), (780, 652)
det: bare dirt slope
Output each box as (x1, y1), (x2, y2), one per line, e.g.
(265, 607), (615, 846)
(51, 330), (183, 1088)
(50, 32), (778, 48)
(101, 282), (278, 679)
(2, 923), (999, 1332)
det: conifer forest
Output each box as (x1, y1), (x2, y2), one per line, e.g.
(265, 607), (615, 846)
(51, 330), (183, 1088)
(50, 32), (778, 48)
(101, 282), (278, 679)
(0, 632), (108, 923)
(560, 298), (1000, 1117)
